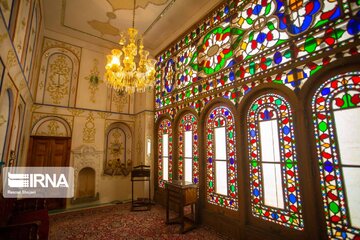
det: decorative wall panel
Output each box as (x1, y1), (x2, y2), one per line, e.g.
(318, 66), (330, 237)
(104, 122), (132, 176)
(36, 38), (81, 107)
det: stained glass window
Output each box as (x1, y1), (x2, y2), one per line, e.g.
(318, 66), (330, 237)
(206, 106), (238, 210)
(158, 119), (172, 188)
(311, 72), (360, 239)
(178, 113), (199, 183)
(247, 93), (304, 230)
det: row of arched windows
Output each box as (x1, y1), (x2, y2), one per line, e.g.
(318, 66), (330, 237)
(156, 70), (360, 239)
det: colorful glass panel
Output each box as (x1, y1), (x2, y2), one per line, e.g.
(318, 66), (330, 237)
(163, 58), (176, 93)
(178, 113), (199, 183)
(176, 45), (198, 89)
(247, 93), (304, 229)
(206, 106), (238, 210)
(158, 119), (173, 188)
(232, 0), (289, 61)
(312, 72), (360, 239)
(198, 21), (235, 76)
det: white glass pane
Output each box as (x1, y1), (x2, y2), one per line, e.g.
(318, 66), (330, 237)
(185, 158), (192, 183)
(162, 134), (168, 156)
(333, 108), (360, 166)
(215, 127), (226, 160)
(146, 138), (151, 157)
(215, 160), (227, 195)
(260, 120), (281, 163)
(184, 131), (193, 158)
(343, 167), (360, 228)
(163, 157), (168, 181)
(262, 163), (284, 209)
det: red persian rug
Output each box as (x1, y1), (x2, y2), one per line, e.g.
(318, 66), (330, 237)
(49, 203), (230, 240)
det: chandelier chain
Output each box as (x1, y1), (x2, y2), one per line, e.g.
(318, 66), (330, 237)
(132, 0), (136, 28)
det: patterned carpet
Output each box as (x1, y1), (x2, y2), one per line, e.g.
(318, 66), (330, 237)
(49, 203), (229, 240)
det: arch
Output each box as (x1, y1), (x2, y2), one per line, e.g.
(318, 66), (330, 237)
(238, 83), (299, 116)
(199, 97), (237, 125)
(31, 116), (72, 137)
(300, 57), (360, 108)
(104, 122), (132, 176)
(308, 70), (360, 238)
(202, 102), (238, 210)
(35, 47), (80, 107)
(243, 90), (304, 230)
(77, 167), (96, 198)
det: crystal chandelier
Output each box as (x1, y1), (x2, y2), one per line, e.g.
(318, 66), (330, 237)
(104, 0), (156, 94)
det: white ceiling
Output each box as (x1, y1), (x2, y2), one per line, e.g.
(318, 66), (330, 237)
(42, 0), (224, 56)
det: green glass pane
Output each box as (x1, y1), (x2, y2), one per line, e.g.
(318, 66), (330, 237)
(332, 29), (345, 40)
(304, 36), (317, 53)
(249, 62), (255, 75)
(265, 3), (272, 15)
(246, 18), (253, 25)
(284, 50), (292, 59)
(329, 202), (340, 214)
(314, 19), (328, 28)
(318, 121), (328, 132)
(265, 58), (272, 66)
(209, 181), (213, 187)
(252, 104), (259, 111)
(310, 66), (322, 76)
(267, 21), (275, 30)
(275, 99), (282, 106)
(230, 185), (235, 192)
(342, 93), (356, 109)
(286, 159), (293, 169)
(251, 160), (258, 167)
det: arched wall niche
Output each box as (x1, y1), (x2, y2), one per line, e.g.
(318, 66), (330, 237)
(104, 122), (133, 176)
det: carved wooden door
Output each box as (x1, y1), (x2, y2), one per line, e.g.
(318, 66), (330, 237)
(27, 136), (71, 210)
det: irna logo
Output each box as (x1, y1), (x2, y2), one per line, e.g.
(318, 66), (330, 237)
(8, 172), (69, 188)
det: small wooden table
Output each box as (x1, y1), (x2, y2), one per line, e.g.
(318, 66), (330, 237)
(165, 180), (199, 233)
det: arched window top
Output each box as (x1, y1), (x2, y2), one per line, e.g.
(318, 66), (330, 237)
(248, 94), (291, 121)
(158, 118), (172, 133)
(179, 112), (197, 130)
(208, 106), (234, 126)
(312, 72), (360, 112)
